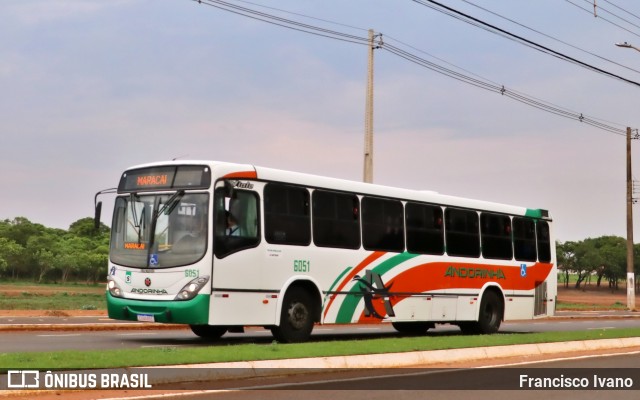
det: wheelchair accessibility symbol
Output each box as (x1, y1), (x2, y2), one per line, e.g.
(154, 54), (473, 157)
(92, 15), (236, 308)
(149, 254), (159, 267)
(520, 264), (527, 277)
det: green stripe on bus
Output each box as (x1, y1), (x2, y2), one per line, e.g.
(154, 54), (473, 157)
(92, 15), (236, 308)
(525, 209), (543, 218)
(323, 266), (353, 310)
(334, 252), (418, 323)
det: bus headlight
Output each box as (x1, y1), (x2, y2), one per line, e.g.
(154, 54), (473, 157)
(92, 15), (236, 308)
(107, 277), (123, 298)
(175, 275), (210, 301)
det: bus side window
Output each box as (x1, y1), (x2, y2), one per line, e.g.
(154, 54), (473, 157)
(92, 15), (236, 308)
(513, 217), (537, 262)
(214, 185), (260, 258)
(536, 221), (552, 263)
(480, 213), (513, 260)
(312, 190), (360, 249)
(362, 197), (404, 253)
(264, 183), (311, 246)
(405, 202), (444, 255)
(445, 208), (480, 258)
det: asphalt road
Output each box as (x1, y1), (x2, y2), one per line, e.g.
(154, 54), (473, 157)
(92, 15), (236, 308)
(89, 351), (640, 400)
(0, 313), (639, 353)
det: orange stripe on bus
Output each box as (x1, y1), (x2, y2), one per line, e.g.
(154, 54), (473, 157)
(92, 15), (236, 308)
(323, 251), (386, 320)
(355, 262), (554, 323)
(222, 171), (257, 179)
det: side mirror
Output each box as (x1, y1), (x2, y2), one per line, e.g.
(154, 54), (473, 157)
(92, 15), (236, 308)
(94, 201), (103, 231)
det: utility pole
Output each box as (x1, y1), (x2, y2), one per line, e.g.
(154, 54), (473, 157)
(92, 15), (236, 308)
(627, 126), (636, 310)
(363, 29), (382, 183)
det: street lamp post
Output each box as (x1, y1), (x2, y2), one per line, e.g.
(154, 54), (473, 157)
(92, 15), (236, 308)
(626, 127), (636, 311)
(615, 41), (640, 52)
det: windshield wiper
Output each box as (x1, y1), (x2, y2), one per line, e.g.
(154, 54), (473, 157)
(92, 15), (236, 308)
(155, 190), (185, 218)
(146, 190), (185, 267)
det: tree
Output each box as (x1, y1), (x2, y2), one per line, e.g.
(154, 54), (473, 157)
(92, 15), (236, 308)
(26, 230), (63, 282)
(556, 241), (572, 288)
(0, 237), (23, 278)
(69, 217), (109, 238)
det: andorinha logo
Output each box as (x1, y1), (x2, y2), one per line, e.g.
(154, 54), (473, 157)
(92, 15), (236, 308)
(131, 288), (168, 295)
(444, 266), (505, 280)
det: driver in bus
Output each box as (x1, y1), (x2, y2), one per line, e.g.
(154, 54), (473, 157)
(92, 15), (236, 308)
(226, 211), (240, 236)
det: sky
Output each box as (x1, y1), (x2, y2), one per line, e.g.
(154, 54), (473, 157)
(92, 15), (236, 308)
(1, 0), (640, 243)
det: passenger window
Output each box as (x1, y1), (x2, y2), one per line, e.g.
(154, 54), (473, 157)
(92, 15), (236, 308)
(445, 208), (480, 258)
(536, 221), (552, 263)
(513, 217), (537, 262)
(481, 213), (513, 260)
(362, 197), (404, 252)
(264, 183), (311, 246)
(312, 190), (360, 249)
(405, 203), (444, 255)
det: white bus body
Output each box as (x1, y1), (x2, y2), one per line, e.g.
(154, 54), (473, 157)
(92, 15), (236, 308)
(102, 160), (556, 342)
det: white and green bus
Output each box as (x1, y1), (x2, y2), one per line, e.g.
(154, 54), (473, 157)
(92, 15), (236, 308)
(96, 160), (556, 343)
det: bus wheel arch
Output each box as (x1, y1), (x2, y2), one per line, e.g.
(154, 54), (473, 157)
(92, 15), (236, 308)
(271, 280), (322, 343)
(476, 287), (504, 333)
(459, 285), (504, 335)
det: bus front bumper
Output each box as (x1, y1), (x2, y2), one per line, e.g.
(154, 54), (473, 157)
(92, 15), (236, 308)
(106, 292), (210, 325)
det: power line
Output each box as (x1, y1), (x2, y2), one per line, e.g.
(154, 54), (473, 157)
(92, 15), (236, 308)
(382, 40), (627, 136)
(189, 0), (631, 136)
(457, 0), (640, 77)
(412, 0), (640, 88)
(194, 0), (370, 45)
(579, 0), (640, 30)
(565, 0), (640, 39)
(601, 0), (640, 23)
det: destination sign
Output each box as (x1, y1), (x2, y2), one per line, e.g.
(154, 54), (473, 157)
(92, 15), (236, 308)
(118, 165), (211, 192)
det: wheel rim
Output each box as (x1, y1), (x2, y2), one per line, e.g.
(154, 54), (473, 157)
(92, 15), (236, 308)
(288, 301), (309, 330)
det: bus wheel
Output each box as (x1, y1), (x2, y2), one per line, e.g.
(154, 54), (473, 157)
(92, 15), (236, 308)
(271, 287), (314, 343)
(392, 321), (433, 335)
(476, 291), (503, 334)
(189, 325), (227, 341)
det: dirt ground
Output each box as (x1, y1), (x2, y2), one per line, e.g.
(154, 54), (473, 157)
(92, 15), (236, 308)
(556, 284), (632, 305)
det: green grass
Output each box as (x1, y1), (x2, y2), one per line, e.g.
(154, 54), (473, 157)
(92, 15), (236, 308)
(1, 328), (639, 371)
(0, 292), (106, 310)
(0, 281), (104, 292)
(556, 301), (627, 311)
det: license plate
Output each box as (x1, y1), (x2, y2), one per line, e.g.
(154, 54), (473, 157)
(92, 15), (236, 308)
(136, 314), (155, 322)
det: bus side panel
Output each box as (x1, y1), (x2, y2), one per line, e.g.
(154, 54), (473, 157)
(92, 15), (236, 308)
(429, 296), (458, 321)
(209, 292), (278, 326)
(388, 296), (431, 322)
(455, 293), (479, 321)
(504, 294), (535, 320)
(209, 242), (279, 326)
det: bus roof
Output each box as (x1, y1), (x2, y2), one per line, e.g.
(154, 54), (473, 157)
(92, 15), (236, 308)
(124, 160), (550, 219)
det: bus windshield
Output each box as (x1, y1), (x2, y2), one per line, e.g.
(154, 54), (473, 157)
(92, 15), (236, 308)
(110, 192), (209, 268)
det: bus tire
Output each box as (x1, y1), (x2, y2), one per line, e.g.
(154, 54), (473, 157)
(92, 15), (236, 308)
(190, 324), (227, 341)
(457, 321), (480, 335)
(476, 290), (503, 334)
(392, 321), (433, 335)
(271, 287), (314, 343)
